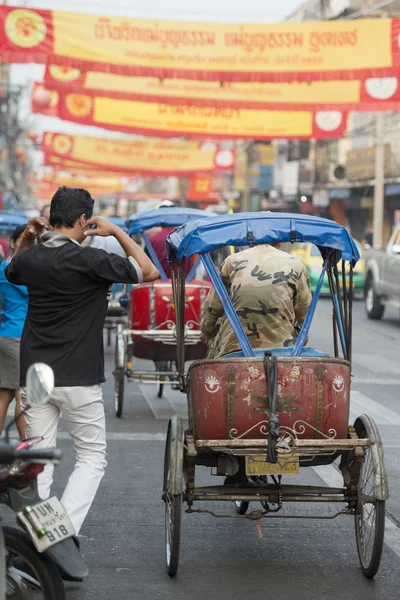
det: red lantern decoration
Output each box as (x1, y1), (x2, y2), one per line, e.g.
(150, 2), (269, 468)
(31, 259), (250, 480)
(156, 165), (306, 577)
(28, 131), (38, 142)
(32, 88), (51, 110)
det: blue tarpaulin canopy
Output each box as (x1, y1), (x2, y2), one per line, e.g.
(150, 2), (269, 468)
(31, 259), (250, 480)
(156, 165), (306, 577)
(0, 212), (28, 233)
(127, 207), (215, 235)
(107, 216), (128, 232)
(167, 212), (360, 264)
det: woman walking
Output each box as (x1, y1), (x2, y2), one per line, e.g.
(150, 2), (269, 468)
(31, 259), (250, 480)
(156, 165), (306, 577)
(0, 225), (28, 439)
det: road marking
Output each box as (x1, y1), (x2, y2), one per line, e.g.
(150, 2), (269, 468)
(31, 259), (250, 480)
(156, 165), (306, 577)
(353, 379), (400, 386)
(352, 354), (400, 375)
(350, 391), (400, 426)
(57, 431), (166, 441)
(313, 464), (400, 559)
(139, 384), (187, 420)
(136, 387), (400, 426)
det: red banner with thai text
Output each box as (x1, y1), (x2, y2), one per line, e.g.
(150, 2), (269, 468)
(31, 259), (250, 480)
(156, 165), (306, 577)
(1, 6), (400, 82)
(40, 89), (348, 140)
(43, 65), (400, 111)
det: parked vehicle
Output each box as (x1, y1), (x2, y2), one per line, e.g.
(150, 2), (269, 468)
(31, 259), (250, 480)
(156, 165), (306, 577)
(0, 363), (88, 599)
(292, 240), (365, 295)
(364, 226), (400, 319)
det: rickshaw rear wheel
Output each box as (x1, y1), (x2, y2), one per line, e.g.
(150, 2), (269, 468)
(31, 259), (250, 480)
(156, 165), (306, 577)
(163, 415), (184, 577)
(354, 415), (387, 579)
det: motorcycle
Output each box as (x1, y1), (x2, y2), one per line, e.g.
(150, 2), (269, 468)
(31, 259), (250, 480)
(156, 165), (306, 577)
(0, 363), (88, 599)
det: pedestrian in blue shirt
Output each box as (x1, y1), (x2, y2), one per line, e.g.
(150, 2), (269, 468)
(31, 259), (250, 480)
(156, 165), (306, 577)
(0, 225), (28, 439)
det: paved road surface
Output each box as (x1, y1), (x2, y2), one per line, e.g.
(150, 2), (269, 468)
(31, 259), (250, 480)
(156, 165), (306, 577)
(4, 299), (400, 599)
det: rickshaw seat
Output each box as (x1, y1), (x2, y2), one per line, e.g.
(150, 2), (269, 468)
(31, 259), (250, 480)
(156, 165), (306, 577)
(222, 347), (328, 359)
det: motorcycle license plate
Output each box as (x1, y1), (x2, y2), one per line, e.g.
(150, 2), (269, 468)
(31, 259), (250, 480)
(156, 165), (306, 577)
(245, 455), (299, 476)
(18, 496), (75, 553)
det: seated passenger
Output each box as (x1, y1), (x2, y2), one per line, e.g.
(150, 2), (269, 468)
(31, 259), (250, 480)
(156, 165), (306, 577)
(147, 201), (192, 279)
(200, 243), (312, 358)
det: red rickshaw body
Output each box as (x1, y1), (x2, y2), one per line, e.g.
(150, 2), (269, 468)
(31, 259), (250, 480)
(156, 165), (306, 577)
(188, 357), (350, 441)
(130, 280), (211, 331)
(129, 279), (211, 362)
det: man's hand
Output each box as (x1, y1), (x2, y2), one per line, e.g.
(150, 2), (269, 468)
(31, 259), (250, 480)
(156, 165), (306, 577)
(84, 217), (117, 238)
(23, 217), (50, 241)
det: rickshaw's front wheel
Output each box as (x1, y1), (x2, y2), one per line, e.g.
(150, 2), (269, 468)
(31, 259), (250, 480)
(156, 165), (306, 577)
(354, 415), (387, 579)
(163, 415), (184, 577)
(114, 324), (126, 418)
(156, 361), (170, 398)
(114, 367), (125, 418)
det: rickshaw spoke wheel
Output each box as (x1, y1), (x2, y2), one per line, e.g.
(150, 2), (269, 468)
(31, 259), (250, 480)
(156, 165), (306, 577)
(163, 416), (184, 577)
(114, 368), (125, 418)
(354, 415), (386, 579)
(114, 325), (126, 418)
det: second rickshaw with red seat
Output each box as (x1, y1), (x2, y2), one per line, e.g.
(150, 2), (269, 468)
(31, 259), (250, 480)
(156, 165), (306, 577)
(113, 207), (216, 417)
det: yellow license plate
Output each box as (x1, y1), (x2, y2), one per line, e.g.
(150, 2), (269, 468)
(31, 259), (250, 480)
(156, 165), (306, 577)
(245, 455), (299, 476)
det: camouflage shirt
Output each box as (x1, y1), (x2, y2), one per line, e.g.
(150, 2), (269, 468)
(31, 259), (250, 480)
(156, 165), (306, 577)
(200, 245), (312, 358)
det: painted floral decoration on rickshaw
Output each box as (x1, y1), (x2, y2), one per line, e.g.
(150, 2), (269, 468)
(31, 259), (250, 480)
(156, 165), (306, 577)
(204, 375), (220, 393)
(248, 366), (261, 380)
(253, 394), (301, 415)
(333, 374), (345, 393)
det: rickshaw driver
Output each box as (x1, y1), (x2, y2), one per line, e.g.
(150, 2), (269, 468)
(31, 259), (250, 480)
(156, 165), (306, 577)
(200, 242), (312, 358)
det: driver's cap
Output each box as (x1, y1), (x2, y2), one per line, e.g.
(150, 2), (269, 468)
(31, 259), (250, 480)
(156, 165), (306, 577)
(156, 200), (175, 208)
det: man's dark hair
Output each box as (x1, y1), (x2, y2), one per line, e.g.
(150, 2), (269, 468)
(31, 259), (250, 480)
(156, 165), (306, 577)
(10, 225), (26, 244)
(50, 187), (94, 228)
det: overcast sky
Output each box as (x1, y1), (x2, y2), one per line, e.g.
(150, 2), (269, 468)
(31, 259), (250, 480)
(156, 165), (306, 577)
(11, 0), (304, 22)
(10, 0), (306, 137)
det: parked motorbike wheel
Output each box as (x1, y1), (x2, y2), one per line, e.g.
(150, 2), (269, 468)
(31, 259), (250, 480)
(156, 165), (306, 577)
(4, 526), (66, 600)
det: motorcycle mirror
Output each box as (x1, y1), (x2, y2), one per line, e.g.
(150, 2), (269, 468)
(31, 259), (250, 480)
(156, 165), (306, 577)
(26, 363), (54, 407)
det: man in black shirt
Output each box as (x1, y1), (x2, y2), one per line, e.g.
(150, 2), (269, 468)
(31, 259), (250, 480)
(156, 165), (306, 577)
(6, 187), (159, 535)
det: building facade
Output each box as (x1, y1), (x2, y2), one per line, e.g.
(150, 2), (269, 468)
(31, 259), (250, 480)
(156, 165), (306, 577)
(275, 0), (400, 242)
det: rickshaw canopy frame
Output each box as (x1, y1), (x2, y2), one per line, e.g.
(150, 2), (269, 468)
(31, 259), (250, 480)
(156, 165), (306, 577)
(168, 212), (356, 384)
(127, 207), (216, 282)
(127, 207), (216, 235)
(167, 212), (360, 266)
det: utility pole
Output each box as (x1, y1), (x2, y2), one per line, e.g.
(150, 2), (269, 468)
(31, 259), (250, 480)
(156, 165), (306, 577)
(365, 0), (386, 247)
(242, 141), (252, 213)
(374, 112), (385, 247)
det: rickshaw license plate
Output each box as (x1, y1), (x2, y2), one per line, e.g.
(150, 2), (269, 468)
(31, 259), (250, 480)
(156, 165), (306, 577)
(18, 496), (75, 553)
(245, 455), (299, 476)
